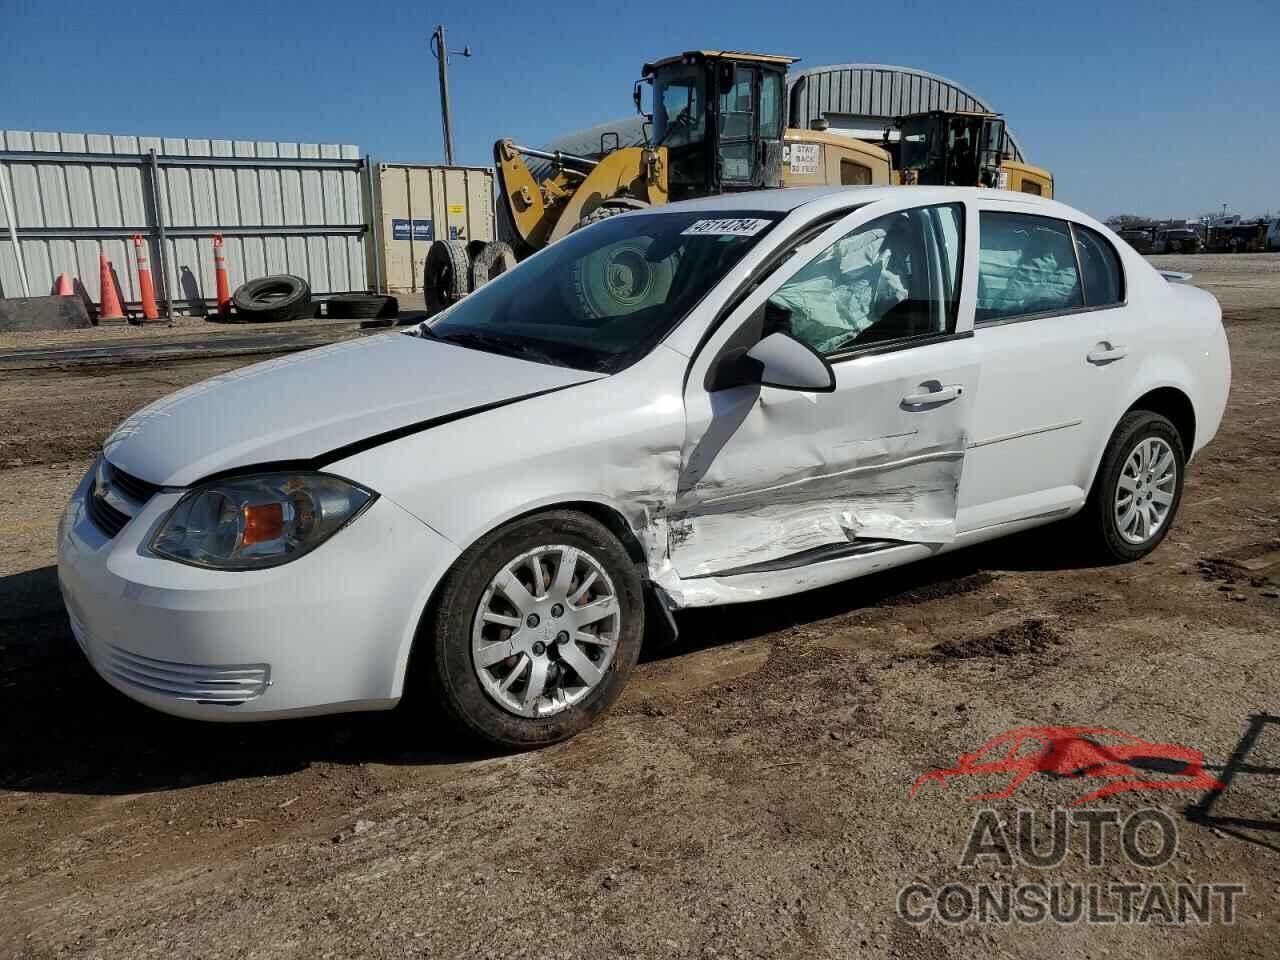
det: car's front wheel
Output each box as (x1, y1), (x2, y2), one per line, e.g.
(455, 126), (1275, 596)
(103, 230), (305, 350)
(1080, 411), (1186, 562)
(424, 510), (645, 748)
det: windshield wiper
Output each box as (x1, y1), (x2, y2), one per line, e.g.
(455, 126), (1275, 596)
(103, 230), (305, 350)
(430, 330), (562, 366)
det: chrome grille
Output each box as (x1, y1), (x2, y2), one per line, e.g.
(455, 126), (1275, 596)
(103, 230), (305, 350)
(87, 486), (130, 537)
(85, 458), (161, 539)
(102, 642), (271, 705)
(109, 464), (162, 502)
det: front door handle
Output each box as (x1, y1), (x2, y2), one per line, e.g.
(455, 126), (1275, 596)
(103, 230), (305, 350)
(1087, 341), (1128, 364)
(901, 382), (963, 407)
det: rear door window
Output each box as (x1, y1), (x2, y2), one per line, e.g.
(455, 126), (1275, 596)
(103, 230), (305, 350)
(977, 212), (1082, 323)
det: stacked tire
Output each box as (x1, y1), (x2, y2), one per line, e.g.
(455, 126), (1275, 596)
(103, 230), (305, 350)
(424, 241), (472, 314)
(229, 275), (312, 323)
(423, 240), (520, 315)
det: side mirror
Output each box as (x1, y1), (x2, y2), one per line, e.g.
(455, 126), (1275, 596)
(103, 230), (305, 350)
(633, 79), (651, 117)
(708, 332), (835, 393)
(748, 332), (836, 391)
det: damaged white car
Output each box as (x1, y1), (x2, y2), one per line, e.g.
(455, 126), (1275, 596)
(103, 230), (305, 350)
(58, 186), (1230, 747)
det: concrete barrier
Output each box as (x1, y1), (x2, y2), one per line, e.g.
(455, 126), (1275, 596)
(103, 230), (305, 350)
(0, 295), (94, 332)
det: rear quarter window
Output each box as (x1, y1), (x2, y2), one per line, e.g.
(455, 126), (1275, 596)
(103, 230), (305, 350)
(1073, 224), (1125, 307)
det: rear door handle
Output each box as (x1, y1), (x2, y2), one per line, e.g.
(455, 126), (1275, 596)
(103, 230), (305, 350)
(1087, 342), (1128, 364)
(901, 383), (963, 407)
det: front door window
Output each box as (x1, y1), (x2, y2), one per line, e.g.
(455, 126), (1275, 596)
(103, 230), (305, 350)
(767, 203), (965, 355)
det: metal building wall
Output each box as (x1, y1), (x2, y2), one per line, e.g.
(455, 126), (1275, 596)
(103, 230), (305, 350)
(0, 130), (369, 309)
(787, 64), (1025, 162)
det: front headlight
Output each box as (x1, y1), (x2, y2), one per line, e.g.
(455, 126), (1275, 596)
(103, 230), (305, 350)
(150, 473), (376, 570)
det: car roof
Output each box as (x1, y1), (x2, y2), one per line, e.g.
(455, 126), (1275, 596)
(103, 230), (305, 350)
(650, 185), (1087, 221)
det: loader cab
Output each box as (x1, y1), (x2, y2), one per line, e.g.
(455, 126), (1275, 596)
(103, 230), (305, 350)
(895, 110), (1007, 188)
(640, 51), (792, 201)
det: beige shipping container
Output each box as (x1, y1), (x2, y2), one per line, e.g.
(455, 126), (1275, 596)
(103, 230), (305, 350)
(372, 163), (494, 294)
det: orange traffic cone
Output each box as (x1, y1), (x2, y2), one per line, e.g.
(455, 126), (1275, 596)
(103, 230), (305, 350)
(54, 273), (74, 296)
(133, 234), (159, 320)
(213, 234), (231, 315)
(97, 254), (125, 321)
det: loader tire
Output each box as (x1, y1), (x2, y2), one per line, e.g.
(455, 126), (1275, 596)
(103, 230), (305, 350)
(230, 275), (312, 323)
(571, 202), (644, 232)
(424, 240), (471, 315)
(469, 241), (517, 291)
(567, 203), (673, 320)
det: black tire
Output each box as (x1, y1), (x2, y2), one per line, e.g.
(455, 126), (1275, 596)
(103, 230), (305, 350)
(230, 275), (312, 323)
(571, 202), (643, 232)
(424, 240), (471, 314)
(469, 241), (517, 291)
(566, 203), (676, 320)
(1078, 411), (1186, 562)
(422, 510), (645, 749)
(325, 294), (399, 320)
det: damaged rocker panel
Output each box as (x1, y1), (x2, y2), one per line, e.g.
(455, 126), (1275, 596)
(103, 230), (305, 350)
(685, 537), (899, 579)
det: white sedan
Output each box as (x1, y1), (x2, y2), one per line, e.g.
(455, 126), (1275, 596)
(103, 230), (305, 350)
(58, 186), (1230, 747)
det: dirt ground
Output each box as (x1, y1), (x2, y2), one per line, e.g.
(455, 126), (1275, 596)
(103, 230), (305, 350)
(1, 254), (1277, 959)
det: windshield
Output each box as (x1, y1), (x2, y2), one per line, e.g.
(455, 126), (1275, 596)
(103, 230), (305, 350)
(419, 210), (781, 374)
(653, 64), (706, 148)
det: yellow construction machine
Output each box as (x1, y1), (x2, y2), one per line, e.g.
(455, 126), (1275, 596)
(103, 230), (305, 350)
(424, 50), (1053, 310)
(890, 109), (1053, 196)
(490, 53), (902, 256)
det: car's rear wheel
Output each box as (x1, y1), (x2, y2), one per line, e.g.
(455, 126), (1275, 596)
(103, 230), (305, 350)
(1080, 411), (1185, 562)
(423, 510), (644, 748)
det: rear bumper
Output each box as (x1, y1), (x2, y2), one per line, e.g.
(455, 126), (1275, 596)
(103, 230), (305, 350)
(57, 467), (460, 722)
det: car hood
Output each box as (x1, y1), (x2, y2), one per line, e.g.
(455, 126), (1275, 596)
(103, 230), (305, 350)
(103, 334), (602, 487)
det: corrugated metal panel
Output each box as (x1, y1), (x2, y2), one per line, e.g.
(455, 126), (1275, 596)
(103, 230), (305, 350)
(374, 164), (495, 294)
(0, 130), (368, 307)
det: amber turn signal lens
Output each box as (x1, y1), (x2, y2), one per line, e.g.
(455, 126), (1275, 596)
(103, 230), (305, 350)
(242, 502), (285, 545)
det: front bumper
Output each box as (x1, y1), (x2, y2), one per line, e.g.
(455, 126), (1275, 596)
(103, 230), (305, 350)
(57, 466), (460, 721)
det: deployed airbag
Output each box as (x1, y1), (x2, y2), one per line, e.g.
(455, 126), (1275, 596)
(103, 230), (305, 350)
(769, 228), (907, 353)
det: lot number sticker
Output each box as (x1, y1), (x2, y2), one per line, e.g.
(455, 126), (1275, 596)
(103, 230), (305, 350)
(681, 218), (772, 237)
(788, 143), (821, 176)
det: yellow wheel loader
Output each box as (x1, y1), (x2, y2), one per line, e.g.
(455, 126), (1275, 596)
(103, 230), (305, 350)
(490, 52), (896, 259)
(429, 51), (1053, 312)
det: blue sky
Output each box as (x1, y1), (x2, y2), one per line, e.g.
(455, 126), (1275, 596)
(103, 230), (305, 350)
(3, 0), (1277, 219)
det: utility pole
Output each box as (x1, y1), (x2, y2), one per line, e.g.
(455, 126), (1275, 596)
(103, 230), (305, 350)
(430, 25), (471, 166)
